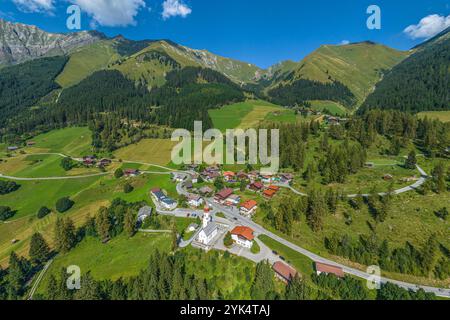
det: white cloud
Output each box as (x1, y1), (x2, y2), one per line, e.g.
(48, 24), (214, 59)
(404, 14), (450, 39)
(340, 40), (350, 45)
(71, 0), (146, 27)
(12, 0), (54, 13)
(162, 0), (191, 20)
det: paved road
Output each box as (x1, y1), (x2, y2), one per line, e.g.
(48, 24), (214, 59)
(276, 164), (429, 199)
(2, 152), (447, 297)
(0, 172), (110, 181)
(206, 199), (450, 298)
(28, 259), (53, 300)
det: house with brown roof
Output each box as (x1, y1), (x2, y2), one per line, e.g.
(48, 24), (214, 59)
(124, 169), (140, 177)
(249, 181), (264, 192)
(315, 262), (345, 278)
(239, 200), (258, 217)
(231, 226), (255, 248)
(214, 188), (234, 204)
(272, 261), (298, 283)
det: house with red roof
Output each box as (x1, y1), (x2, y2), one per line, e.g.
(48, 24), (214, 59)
(263, 189), (277, 199)
(272, 262), (298, 283)
(315, 262), (345, 278)
(223, 171), (236, 182)
(231, 226), (255, 248)
(239, 200), (258, 217)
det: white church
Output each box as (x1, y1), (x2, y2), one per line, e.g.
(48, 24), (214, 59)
(197, 207), (218, 245)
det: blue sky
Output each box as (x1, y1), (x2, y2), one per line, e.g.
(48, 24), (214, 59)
(1, 0), (449, 68)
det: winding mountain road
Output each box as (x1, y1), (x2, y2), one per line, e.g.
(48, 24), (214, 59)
(1, 152), (448, 297)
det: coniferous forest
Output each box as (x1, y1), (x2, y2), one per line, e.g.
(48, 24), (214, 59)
(360, 34), (450, 113)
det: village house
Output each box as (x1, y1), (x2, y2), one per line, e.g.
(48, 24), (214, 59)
(7, 146), (19, 151)
(260, 175), (273, 184)
(124, 168), (140, 177)
(203, 171), (221, 183)
(239, 200), (258, 217)
(191, 173), (199, 184)
(199, 186), (214, 196)
(263, 189), (277, 199)
(272, 261), (298, 283)
(236, 171), (248, 180)
(188, 194), (204, 208)
(83, 155), (96, 166)
(231, 226), (255, 248)
(26, 141), (36, 146)
(249, 181), (264, 192)
(197, 207), (218, 245)
(315, 262), (345, 278)
(225, 194), (241, 207)
(280, 173), (294, 184)
(383, 174), (394, 181)
(223, 171), (236, 182)
(98, 158), (112, 167)
(150, 188), (177, 210)
(247, 171), (260, 181)
(214, 188), (234, 204)
(137, 206), (153, 223)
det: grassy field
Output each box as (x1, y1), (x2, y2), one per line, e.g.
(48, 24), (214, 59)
(258, 235), (315, 278)
(0, 170), (179, 267)
(36, 233), (172, 294)
(309, 100), (348, 116)
(56, 40), (120, 88)
(209, 100), (285, 131)
(418, 111), (450, 123)
(25, 127), (93, 157)
(113, 138), (177, 166)
(183, 247), (256, 299)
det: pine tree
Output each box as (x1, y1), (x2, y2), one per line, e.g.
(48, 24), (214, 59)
(96, 207), (111, 241)
(29, 232), (51, 265)
(285, 274), (311, 300)
(124, 210), (136, 237)
(54, 217), (76, 253)
(405, 150), (417, 169)
(250, 261), (275, 300)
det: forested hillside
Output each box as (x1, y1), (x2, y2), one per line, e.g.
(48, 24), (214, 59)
(268, 78), (356, 107)
(263, 42), (408, 108)
(0, 56), (68, 134)
(360, 30), (450, 113)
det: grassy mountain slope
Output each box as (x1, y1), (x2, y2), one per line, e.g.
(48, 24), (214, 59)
(56, 40), (121, 88)
(360, 29), (450, 113)
(110, 40), (261, 89)
(266, 42), (408, 108)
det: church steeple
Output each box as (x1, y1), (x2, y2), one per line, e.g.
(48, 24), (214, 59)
(202, 206), (211, 228)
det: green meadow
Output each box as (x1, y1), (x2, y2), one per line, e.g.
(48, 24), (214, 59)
(36, 233), (172, 294)
(309, 100), (348, 116)
(26, 127), (93, 157)
(209, 99), (288, 131)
